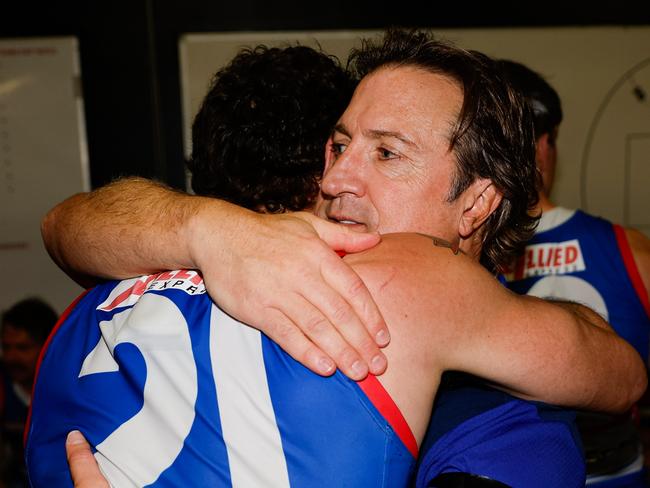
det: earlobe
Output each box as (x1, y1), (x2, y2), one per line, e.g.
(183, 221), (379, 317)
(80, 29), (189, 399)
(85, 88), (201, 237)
(459, 180), (503, 238)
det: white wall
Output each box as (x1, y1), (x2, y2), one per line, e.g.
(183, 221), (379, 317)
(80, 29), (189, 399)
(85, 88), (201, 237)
(0, 37), (88, 313)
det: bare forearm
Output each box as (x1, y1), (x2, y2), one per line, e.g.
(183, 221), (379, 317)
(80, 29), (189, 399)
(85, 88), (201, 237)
(551, 300), (647, 411)
(423, 244), (647, 412)
(41, 177), (235, 283)
(349, 234), (647, 413)
(41, 177), (390, 379)
(466, 297), (647, 413)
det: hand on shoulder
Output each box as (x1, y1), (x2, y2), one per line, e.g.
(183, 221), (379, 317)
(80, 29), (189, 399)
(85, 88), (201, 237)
(189, 205), (391, 380)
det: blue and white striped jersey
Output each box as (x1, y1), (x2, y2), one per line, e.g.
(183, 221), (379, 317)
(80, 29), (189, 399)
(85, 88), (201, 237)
(26, 270), (416, 487)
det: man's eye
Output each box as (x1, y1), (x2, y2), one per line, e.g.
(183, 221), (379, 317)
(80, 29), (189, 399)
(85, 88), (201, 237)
(331, 142), (347, 156)
(378, 148), (398, 159)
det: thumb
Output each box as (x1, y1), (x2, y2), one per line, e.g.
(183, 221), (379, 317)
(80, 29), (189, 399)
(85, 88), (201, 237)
(309, 217), (381, 253)
(66, 431), (109, 487)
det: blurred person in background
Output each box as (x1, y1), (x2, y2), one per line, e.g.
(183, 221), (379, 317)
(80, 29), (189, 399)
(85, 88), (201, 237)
(1, 297), (57, 488)
(500, 59), (650, 487)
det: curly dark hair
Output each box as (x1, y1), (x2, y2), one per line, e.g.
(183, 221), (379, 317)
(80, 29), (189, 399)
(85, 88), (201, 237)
(187, 45), (356, 213)
(348, 29), (540, 272)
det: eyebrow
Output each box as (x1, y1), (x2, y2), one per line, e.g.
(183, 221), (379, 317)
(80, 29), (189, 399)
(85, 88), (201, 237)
(332, 123), (419, 150)
(332, 123), (351, 139)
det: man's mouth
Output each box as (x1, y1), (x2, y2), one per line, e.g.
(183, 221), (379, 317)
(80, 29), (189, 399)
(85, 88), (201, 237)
(327, 215), (368, 231)
(328, 214), (361, 225)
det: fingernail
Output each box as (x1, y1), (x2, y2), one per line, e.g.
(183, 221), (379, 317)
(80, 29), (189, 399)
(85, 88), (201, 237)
(376, 329), (390, 346)
(318, 357), (335, 375)
(370, 354), (386, 372)
(66, 430), (84, 445)
(351, 360), (368, 378)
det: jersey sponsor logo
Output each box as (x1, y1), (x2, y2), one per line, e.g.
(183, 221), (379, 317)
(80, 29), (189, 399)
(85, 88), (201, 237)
(504, 239), (585, 281)
(97, 270), (206, 311)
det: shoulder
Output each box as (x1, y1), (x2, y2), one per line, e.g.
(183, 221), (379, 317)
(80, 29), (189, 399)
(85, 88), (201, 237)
(341, 233), (508, 362)
(342, 233), (490, 325)
(343, 232), (492, 292)
(624, 227), (650, 256)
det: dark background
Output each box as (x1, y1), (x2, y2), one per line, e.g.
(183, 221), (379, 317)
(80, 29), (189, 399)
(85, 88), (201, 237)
(2, 1), (649, 190)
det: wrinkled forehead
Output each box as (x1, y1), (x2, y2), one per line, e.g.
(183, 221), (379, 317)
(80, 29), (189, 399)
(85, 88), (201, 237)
(338, 66), (463, 153)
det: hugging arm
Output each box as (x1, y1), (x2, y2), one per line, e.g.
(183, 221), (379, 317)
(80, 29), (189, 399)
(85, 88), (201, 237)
(41, 177), (389, 380)
(346, 233), (646, 415)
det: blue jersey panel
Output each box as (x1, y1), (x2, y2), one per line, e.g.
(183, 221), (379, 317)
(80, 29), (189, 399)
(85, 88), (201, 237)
(417, 378), (584, 488)
(262, 338), (414, 487)
(505, 210), (650, 360)
(26, 280), (233, 487)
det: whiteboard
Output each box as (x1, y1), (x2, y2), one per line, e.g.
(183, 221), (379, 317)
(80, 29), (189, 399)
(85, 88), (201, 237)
(0, 37), (89, 314)
(179, 27), (650, 237)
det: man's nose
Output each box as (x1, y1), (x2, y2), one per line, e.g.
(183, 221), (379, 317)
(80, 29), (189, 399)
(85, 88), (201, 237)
(320, 147), (366, 198)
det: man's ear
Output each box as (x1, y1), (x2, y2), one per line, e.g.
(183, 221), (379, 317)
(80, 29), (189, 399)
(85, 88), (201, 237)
(459, 179), (503, 238)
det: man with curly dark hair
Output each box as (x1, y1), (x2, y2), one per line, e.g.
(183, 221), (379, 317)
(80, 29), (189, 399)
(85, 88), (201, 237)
(38, 32), (645, 487)
(188, 45), (355, 214)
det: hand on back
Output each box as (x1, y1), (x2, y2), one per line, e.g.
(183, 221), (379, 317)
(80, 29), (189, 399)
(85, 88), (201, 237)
(190, 207), (390, 380)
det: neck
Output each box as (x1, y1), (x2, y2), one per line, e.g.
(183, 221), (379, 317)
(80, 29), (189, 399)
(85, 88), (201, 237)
(459, 234), (482, 262)
(537, 191), (556, 213)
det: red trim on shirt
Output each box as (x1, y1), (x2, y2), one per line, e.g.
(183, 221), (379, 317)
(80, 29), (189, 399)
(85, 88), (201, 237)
(357, 374), (418, 458)
(614, 225), (650, 317)
(24, 289), (90, 447)
(338, 248), (417, 457)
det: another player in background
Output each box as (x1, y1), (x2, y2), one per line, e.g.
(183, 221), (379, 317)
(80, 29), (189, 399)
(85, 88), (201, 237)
(500, 59), (650, 487)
